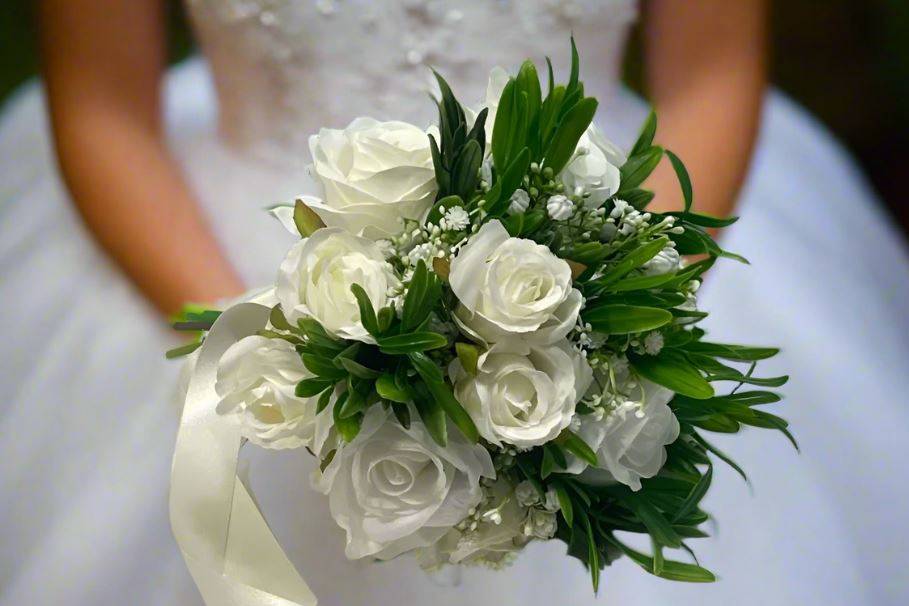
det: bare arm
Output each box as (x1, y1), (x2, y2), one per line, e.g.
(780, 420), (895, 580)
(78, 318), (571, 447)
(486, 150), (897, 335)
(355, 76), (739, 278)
(40, 0), (244, 315)
(642, 0), (767, 219)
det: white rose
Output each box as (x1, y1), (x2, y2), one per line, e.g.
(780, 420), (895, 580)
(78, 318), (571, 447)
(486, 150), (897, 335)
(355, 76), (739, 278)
(643, 245), (681, 276)
(417, 478), (531, 569)
(306, 117), (437, 238)
(560, 124), (626, 209)
(215, 336), (326, 450)
(315, 407), (495, 560)
(450, 220), (582, 345)
(567, 380), (680, 491)
(276, 228), (398, 343)
(450, 340), (593, 448)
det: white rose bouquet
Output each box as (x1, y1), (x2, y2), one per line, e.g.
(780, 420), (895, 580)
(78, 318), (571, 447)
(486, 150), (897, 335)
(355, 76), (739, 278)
(169, 40), (792, 597)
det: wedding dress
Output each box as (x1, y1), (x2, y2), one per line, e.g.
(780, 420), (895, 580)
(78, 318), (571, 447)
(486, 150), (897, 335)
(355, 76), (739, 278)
(2, 1), (908, 604)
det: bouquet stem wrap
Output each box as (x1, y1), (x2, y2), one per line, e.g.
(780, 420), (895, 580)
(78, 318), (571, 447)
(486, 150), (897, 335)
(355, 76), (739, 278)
(169, 303), (317, 606)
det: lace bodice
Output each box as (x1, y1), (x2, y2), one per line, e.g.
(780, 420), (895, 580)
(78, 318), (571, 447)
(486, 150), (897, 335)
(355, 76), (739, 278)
(185, 0), (638, 164)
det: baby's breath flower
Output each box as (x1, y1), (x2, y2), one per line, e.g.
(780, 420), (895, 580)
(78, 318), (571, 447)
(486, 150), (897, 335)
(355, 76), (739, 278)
(508, 189), (531, 215)
(546, 194), (574, 220)
(441, 206), (470, 231)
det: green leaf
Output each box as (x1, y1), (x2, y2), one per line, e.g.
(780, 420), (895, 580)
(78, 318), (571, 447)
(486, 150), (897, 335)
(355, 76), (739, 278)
(538, 85), (566, 152)
(409, 352), (480, 443)
(547, 443), (567, 468)
(672, 463), (712, 523)
(485, 147), (531, 217)
(684, 341), (780, 361)
(503, 211), (524, 236)
(302, 354), (347, 380)
(350, 284), (380, 337)
(491, 78), (516, 172)
(466, 107), (488, 154)
(165, 340), (203, 359)
(607, 271), (679, 293)
(567, 36), (581, 96)
(584, 304), (673, 335)
(691, 432), (748, 482)
(293, 198), (326, 237)
(606, 536), (715, 583)
(552, 481), (574, 527)
(295, 377), (335, 398)
(631, 109), (657, 157)
(556, 429), (598, 467)
(723, 390), (783, 406)
(401, 260), (440, 332)
(651, 538), (665, 575)
(332, 393), (362, 442)
(428, 135), (449, 194)
(268, 305), (296, 332)
(414, 393), (447, 447)
(626, 496), (683, 548)
(377, 306), (395, 334)
(451, 139), (483, 200)
(171, 306), (221, 325)
(580, 513), (600, 592)
(336, 356), (381, 379)
(666, 211), (738, 228)
(338, 386), (367, 419)
(541, 447), (556, 479)
(391, 402), (411, 429)
(593, 236), (669, 288)
(543, 97), (598, 175)
(619, 146), (664, 191)
(516, 60), (542, 122)
(662, 257), (716, 290)
(378, 332), (448, 354)
(376, 373), (410, 403)
(316, 388), (333, 414)
(515, 212), (543, 238)
(664, 150), (693, 212)
(455, 342), (480, 375)
(630, 350), (714, 399)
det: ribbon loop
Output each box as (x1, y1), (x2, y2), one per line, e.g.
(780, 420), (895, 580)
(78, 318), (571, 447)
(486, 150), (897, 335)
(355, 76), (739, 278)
(170, 302), (317, 606)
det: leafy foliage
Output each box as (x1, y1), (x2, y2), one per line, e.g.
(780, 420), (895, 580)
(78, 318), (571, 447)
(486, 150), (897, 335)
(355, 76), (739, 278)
(167, 37), (791, 594)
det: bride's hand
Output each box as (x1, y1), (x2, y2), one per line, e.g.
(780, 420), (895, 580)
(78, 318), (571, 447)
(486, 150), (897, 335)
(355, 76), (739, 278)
(642, 0), (767, 223)
(40, 0), (245, 315)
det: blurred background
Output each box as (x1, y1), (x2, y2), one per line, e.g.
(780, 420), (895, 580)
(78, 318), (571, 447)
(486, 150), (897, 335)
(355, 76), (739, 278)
(1, 1), (906, 232)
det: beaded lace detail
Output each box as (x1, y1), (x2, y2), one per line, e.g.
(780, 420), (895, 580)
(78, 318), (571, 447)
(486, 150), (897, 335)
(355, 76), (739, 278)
(185, 0), (638, 165)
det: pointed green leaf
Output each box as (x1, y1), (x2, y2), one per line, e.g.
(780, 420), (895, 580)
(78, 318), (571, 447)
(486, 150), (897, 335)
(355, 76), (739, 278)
(619, 146), (664, 191)
(295, 377), (335, 398)
(455, 342), (480, 375)
(376, 373), (410, 403)
(543, 97), (598, 175)
(350, 284), (380, 337)
(631, 109), (657, 157)
(631, 350), (714, 399)
(556, 429), (598, 467)
(378, 332), (448, 354)
(584, 304), (673, 335)
(665, 150), (693, 212)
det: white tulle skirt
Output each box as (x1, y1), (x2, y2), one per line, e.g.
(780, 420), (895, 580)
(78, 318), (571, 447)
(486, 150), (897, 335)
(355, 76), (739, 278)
(2, 59), (908, 606)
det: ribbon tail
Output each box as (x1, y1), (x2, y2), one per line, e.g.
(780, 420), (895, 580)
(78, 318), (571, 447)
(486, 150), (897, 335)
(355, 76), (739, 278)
(169, 302), (318, 606)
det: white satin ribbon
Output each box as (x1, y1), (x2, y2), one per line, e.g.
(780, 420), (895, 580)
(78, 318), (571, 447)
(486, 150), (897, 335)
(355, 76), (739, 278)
(170, 302), (318, 606)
